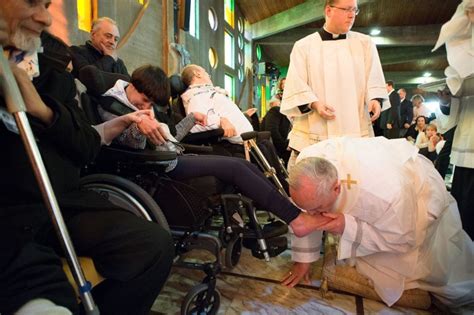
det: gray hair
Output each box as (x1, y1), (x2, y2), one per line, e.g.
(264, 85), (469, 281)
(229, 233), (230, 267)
(289, 157), (338, 197)
(91, 17), (118, 33)
(411, 94), (425, 103)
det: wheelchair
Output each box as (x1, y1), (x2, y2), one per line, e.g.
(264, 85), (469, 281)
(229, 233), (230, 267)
(169, 74), (290, 198)
(79, 65), (290, 262)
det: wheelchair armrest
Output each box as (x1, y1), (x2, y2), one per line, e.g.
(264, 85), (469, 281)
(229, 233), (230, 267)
(182, 143), (214, 154)
(98, 145), (177, 163)
(257, 131), (271, 141)
(241, 131), (258, 141)
(181, 129), (225, 145)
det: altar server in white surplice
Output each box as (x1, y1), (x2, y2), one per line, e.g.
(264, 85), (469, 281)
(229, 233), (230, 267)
(432, 0), (474, 239)
(281, 0), (387, 170)
(282, 137), (474, 308)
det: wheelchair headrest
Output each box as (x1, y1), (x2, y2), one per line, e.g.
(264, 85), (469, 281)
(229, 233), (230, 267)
(79, 65), (130, 97)
(169, 74), (188, 98)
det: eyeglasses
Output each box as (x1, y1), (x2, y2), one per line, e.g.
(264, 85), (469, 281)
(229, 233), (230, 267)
(330, 5), (360, 15)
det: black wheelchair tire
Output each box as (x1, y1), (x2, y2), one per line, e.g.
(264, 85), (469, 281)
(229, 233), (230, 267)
(79, 174), (170, 232)
(225, 235), (242, 269)
(180, 283), (220, 315)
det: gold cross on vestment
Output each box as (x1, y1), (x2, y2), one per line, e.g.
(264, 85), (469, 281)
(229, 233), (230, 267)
(341, 174), (357, 189)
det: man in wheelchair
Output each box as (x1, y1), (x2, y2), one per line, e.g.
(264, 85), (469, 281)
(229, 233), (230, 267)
(0, 2), (174, 314)
(179, 64), (289, 193)
(92, 63), (330, 238)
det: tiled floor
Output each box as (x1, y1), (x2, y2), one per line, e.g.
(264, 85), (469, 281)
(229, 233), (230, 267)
(151, 247), (439, 314)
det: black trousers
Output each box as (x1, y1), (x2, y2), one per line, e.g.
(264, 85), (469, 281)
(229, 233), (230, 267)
(211, 139), (289, 194)
(451, 166), (474, 239)
(435, 127), (456, 179)
(168, 155), (300, 224)
(0, 208), (174, 315)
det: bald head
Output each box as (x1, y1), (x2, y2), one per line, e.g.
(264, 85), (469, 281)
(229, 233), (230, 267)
(181, 64), (212, 86)
(289, 157), (340, 214)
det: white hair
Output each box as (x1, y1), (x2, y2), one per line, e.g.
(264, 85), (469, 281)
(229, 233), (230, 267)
(91, 17), (118, 33)
(11, 30), (41, 52)
(289, 157), (338, 198)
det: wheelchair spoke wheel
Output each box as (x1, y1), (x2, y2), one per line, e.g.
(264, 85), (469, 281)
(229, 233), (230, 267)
(225, 235), (242, 269)
(80, 174), (170, 232)
(181, 283), (220, 315)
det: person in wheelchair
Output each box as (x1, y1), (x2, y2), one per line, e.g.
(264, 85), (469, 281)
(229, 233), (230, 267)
(95, 64), (328, 237)
(0, 3), (174, 314)
(179, 64), (289, 192)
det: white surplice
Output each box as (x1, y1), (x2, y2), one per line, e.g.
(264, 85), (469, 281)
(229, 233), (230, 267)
(280, 31), (387, 152)
(293, 137), (474, 307)
(181, 84), (253, 144)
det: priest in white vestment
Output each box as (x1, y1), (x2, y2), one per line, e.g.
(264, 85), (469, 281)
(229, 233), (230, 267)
(283, 137), (474, 307)
(432, 0), (474, 239)
(281, 0), (387, 169)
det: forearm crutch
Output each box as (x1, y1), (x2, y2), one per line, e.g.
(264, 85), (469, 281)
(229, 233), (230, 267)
(242, 132), (289, 198)
(0, 48), (99, 315)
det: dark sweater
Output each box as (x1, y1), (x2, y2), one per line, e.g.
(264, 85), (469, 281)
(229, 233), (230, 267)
(70, 40), (129, 78)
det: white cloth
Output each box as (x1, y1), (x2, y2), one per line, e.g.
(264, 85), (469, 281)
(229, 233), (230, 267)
(15, 299), (72, 315)
(293, 137), (474, 307)
(451, 76), (474, 168)
(432, 0), (474, 168)
(181, 84), (253, 144)
(280, 31), (387, 151)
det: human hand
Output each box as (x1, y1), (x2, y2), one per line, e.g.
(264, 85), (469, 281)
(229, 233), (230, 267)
(319, 212), (345, 235)
(220, 117), (237, 137)
(368, 99), (381, 121)
(9, 64), (53, 124)
(387, 123), (392, 130)
(124, 109), (154, 124)
(437, 87), (451, 106)
(311, 101), (335, 120)
(289, 211), (334, 237)
(245, 108), (258, 117)
(281, 262), (312, 288)
(404, 123), (411, 129)
(99, 42), (118, 61)
(136, 116), (167, 145)
(192, 112), (207, 126)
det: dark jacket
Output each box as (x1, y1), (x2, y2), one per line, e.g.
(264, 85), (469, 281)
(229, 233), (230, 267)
(399, 98), (413, 128)
(70, 40), (129, 78)
(0, 52), (119, 232)
(261, 106), (291, 162)
(379, 90), (400, 139)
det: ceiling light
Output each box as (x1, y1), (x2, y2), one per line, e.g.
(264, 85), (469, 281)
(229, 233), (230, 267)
(423, 72), (432, 77)
(370, 28), (381, 36)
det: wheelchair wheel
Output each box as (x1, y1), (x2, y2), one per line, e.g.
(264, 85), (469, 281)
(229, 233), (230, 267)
(225, 235), (242, 269)
(80, 174), (170, 232)
(181, 283), (220, 315)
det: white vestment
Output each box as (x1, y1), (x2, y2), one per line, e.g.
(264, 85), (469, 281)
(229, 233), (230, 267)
(446, 38), (474, 169)
(293, 137), (474, 307)
(181, 84), (253, 144)
(280, 31), (387, 152)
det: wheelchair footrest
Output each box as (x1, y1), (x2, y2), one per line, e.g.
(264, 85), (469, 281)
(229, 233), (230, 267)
(245, 236), (288, 259)
(243, 220), (288, 239)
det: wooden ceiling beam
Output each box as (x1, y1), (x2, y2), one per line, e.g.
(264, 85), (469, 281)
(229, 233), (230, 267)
(379, 46), (446, 65)
(256, 24), (442, 47)
(383, 71), (445, 85)
(250, 0), (375, 40)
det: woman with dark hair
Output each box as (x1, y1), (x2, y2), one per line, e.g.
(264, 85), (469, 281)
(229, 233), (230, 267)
(405, 115), (428, 144)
